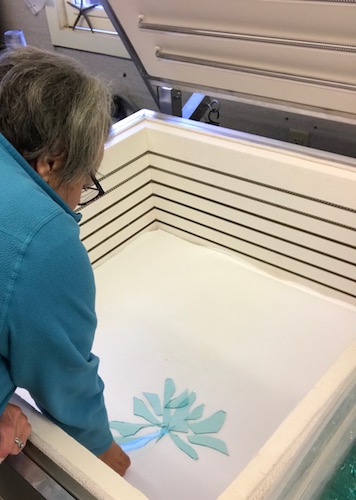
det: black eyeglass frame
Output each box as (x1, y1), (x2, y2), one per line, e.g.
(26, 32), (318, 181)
(77, 175), (105, 207)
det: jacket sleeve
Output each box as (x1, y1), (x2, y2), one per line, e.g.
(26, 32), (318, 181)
(7, 211), (113, 455)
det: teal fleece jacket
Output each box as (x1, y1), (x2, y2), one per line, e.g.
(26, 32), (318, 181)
(0, 134), (112, 455)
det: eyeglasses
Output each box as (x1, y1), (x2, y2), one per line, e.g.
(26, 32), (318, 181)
(78, 175), (105, 207)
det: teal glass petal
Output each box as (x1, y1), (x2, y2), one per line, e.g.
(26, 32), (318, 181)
(114, 434), (145, 445)
(166, 390), (196, 409)
(167, 392), (196, 431)
(164, 378), (176, 406)
(109, 420), (152, 437)
(168, 407), (190, 433)
(188, 434), (229, 455)
(169, 432), (199, 460)
(162, 407), (171, 426)
(187, 404), (205, 421)
(165, 389), (189, 408)
(118, 430), (163, 452)
(163, 378), (176, 425)
(134, 397), (161, 425)
(188, 391), (196, 407)
(110, 379), (228, 461)
(189, 410), (226, 434)
(143, 392), (163, 416)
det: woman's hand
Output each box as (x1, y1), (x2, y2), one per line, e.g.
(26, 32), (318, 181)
(98, 441), (130, 476)
(0, 404), (32, 461)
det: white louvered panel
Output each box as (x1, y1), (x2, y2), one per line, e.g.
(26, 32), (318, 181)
(99, 156), (150, 193)
(146, 127), (356, 217)
(83, 196), (154, 253)
(156, 210), (356, 301)
(152, 184), (356, 266)
(150, 165), (356, 251)
(88, 211), (156, 266)
(150, 166), (355, 252)
(149, 157), (356, 230)
(153, 196), (356, 282)
(79, 111), (356, 304)
(102, 124), (148, 176)
(79, 160), (152, 240)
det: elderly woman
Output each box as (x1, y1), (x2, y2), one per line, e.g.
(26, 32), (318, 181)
(0, 46), (130, 475)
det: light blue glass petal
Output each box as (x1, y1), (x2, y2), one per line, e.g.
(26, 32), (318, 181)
(113, 434), (144, 445)
(163, 378), (176, 406)
(155, 427), (169, 442)
(189, 410), (226, 434)
(166, 389), (192, 409)
(143, 392), (163, 416)
(167, 392), (196, 432)
(168, 407), (190, 433)
(188, 434), (229, 455)
(163, 378), (176, 425)
(118, 430), (163, 452)
(188, 391), (196, 407)
(134, 397), (161, 425)
(163, 407), (171, 426)
(169, 432), (199, 460)
(109, 420), (152, 437)
(187, 404), (205, 421)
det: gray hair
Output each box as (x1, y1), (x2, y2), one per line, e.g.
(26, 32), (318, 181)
(0, 46), (112, 184)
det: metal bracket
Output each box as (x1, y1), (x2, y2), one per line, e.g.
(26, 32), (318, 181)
(157, 87), (183, 117)
(183, 93), (211, 121)
(158, 88), (211, 120)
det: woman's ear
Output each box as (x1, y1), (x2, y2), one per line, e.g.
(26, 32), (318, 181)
(31, 155), (66, 187)
(31, 157), (53, 183)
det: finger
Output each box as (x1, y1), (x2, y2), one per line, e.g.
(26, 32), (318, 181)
(11, 424), (31, 456)
(98, 441), (131, 476)
(0, 429), (16, 458)
(0, 416), (31, 457)
(0, 437), (22, 458)
(16, 418), (32, 443)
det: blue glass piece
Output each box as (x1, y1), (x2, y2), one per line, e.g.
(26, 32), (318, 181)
(165, 389), (189, 409)
(189, 410), (226, 434)
(167, 392), (196, 432)
(169, 432), (199, 460)
(166, 390), (196, 409)
(164, 378), (176, 406)
(117, 430), (163, 452)
(109, 420), (152, 437)
(109, 379), (228, 461)
(134, 397), (161, 425)
(143, 392), (163, 416)
(188, 434), (229, 455)
(113, 434), (146, 445)
(163, 378), (175, 425)
(187, 404), (205, 421)
(168, 407), (190, 433)
(162, 407), (171, 426)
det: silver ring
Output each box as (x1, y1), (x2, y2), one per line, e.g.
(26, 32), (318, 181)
(14, 437), (24, 450)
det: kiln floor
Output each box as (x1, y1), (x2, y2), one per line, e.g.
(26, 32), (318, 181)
(92, 229), (356, 500)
